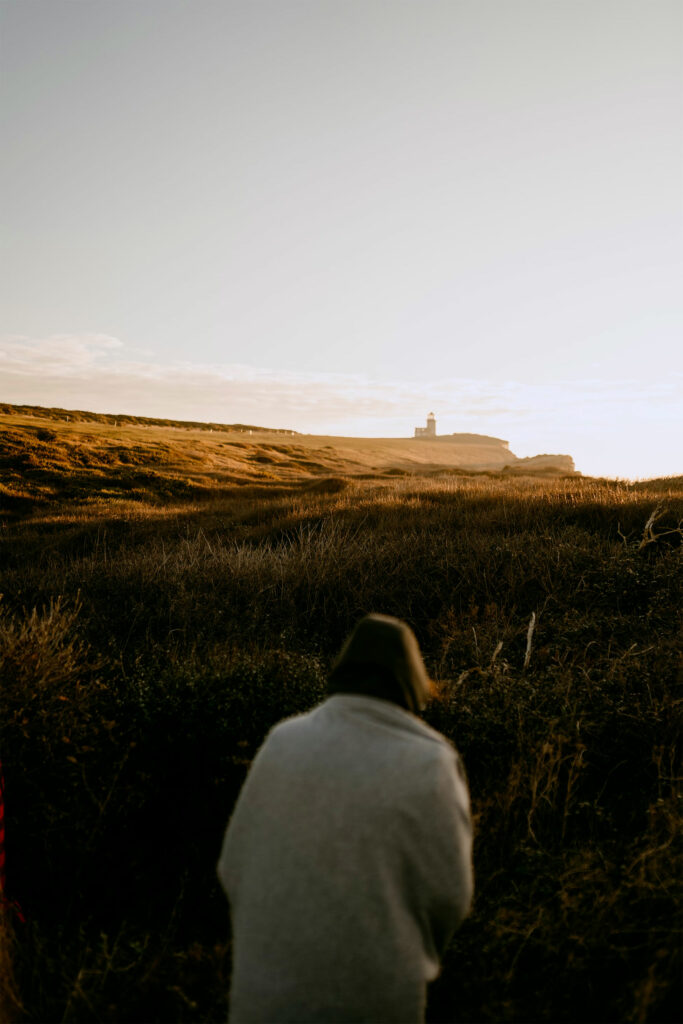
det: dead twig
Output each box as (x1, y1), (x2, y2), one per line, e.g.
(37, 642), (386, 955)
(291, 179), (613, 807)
(490, 640), (504, 667)
(523, 611), (536, 670)
(638, 507), (683, 550)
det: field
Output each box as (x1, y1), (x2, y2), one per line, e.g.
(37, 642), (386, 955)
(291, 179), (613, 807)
(0, 410), (681, 1022)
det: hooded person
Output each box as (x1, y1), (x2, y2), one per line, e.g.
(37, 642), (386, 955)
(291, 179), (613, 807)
(217, 614), (473, 1024)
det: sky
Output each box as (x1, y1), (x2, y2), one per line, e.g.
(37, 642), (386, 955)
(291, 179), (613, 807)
(1, 0), (681, 478)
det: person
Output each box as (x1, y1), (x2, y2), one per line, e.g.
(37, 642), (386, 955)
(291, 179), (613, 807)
(217, 613), (473, 1023)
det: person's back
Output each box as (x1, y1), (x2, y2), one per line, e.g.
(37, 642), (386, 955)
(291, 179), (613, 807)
(218, 615), (473, 1023)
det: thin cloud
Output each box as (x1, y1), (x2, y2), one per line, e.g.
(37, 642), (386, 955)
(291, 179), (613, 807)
(1, 334), (124, 376)
(2, 333), (680, 424)
(0, 334), (525, 423)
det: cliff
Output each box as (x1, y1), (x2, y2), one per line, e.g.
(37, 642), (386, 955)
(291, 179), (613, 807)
(505, 453), (577, 474)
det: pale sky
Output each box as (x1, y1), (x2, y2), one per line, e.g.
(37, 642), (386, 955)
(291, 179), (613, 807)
(1, 0), (681, 478)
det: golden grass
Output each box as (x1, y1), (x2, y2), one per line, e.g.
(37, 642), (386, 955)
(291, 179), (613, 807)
(0, 407), (574, 516)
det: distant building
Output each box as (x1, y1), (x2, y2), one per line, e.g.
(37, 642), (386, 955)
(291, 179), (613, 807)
(414, 412), (436, 438)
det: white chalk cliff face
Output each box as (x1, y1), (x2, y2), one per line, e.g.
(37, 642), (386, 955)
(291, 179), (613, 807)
(511, 453), (576, 473)
(410, 417), (574, 473)
(411, 430), (575, 474)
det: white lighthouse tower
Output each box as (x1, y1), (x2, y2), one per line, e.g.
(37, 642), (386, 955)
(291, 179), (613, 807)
(414, 412), (437, 438)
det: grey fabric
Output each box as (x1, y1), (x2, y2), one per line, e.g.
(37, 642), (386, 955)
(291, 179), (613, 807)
(328, 613), (433, 713)
(217, 694), (473, 1023)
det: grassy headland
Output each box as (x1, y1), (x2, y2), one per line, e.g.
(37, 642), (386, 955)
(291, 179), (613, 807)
(0, 404), (574, 519)
(0, 409), (681, 1021)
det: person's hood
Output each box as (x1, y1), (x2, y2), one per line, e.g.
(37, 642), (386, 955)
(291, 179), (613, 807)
(328, 613), (433, 714)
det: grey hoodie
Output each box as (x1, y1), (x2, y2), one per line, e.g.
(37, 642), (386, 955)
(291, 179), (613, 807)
(218, 618), (473, 1023)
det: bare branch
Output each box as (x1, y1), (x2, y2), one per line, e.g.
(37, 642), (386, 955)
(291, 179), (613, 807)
(524, 611), (536, 670)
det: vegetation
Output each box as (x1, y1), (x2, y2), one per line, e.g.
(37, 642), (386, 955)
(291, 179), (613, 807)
(0, 402), (291, 435)
(0, 414), (681, 1022)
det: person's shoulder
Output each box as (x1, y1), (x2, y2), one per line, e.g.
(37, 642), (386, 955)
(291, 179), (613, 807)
(242, 708), (315, 777)
(378, 700), (457, 756)
(329, 694), (457, 756)
(259, 703), (323, 747)
(415, 726), (465, 779)
(396, 714), (467, 788)
(423, 733), (471, 810)
(411, 714), (457, 750)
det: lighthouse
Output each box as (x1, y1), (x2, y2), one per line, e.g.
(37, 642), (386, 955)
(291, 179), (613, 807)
(414, 412), (436, 438)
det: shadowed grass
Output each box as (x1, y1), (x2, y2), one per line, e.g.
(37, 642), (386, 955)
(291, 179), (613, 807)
(0, 466), (681, 1022)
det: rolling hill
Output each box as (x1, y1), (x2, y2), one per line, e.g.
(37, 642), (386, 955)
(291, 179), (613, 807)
(0, 402), (576, 513)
